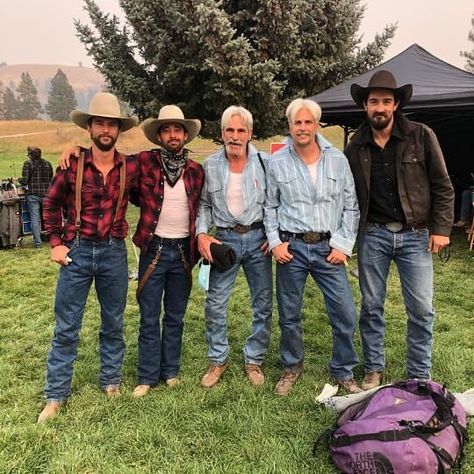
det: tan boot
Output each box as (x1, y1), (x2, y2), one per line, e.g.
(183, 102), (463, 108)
(132, 384), (151, 398)
(104, 384), (121, 397)
(245, 364), (264, 386)
(337, 377), (363, 394)
(274, 369), (301, 396)
(361, 371), (383, 390)
(165, 378), (180, 388)
(37, 402), (61, 423)
(201, 362), (228, 389)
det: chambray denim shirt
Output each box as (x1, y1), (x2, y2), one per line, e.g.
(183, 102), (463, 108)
(264, 134), (360, 256)
(196, 144), (268, 234)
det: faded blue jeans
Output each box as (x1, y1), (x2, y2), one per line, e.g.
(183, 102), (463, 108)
(26, 194), (43, 247)
(276, 237), (359, 380)
(357, 225), (434, 379)
(45, 237), (128, 402)
(205, 228), (272, 365)
(136, 236), (191, 385)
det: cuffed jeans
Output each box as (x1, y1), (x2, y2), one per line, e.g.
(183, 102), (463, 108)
(276, 238), (359, 380)
(205, 228), (272, 365)
(45, 237), (128, 402)
(26, 194), (43, 247)
(357, 225), (434, 379)
(136, 237), (191, 385)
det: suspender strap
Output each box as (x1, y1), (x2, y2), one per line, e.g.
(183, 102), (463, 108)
(74, 152), (127, 235)
(75, 152), (85, 233)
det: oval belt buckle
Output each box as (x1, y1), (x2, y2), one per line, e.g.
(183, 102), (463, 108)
(384, 222), (404, 233)
(303, 232), (320, 244)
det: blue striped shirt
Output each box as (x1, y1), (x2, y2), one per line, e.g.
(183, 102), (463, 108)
(196, 144), (268, 234)
(264, 134), (360, 256)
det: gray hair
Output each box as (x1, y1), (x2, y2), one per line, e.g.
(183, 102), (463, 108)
(221, 106), (253, 131)
(286, 98), (322, 125)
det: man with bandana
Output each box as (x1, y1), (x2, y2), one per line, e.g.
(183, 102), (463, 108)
(196, 106), (273, 389)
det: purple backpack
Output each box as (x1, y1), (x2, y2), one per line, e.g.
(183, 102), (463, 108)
(320, 380), (468, 473)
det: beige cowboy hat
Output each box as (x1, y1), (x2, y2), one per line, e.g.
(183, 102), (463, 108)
(141, 105), (201, 146)
(70, 92), (139, 131)
(350, 70), (413, 109)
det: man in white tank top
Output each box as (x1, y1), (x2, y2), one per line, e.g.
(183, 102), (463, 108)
(196, 106), (273, 389)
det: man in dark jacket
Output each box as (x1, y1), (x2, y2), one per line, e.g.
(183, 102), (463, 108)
(344, 70), (454, 389)
(20, 147), (53, 248)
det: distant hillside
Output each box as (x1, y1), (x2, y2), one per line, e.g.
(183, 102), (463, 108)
(0, 64), (105, 112)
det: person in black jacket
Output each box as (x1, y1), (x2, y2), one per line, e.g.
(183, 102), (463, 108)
(344, 70), (454, 390)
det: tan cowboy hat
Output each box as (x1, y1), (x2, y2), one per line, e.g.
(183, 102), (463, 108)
(141, 105), (201, 146)
(350, 70), (413, 109)
(70, 92), (138, 131)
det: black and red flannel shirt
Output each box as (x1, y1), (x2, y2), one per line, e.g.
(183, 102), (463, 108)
(43, 149), (140, 247)
(130, 150), (205, 267)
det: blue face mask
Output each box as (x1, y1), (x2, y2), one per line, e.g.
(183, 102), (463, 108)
(198, 261), (211, 291)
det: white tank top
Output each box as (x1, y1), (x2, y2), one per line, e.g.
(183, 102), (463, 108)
(307, 162), (317, 189)
(154, 178), (190, 238)
(227, 171), (244, 218)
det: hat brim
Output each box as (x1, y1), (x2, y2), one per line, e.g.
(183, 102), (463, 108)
(141, 117), (201, 146)
(350, 83), (413, 109)
(70, 110), (139, 132)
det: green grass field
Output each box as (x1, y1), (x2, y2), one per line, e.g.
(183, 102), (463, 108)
(0, 124), (473, 473)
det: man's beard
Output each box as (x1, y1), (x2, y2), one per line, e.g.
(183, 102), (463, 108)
(369, 113), (391, 131)
(92, 134), (117, 151)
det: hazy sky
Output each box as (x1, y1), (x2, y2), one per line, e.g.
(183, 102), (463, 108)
(0, 0), (472, 69)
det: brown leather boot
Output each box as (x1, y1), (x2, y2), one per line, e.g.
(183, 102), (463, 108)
(274, 369), (301, 396)
(201, 362), (228, 389)
(37, 402), (62, 423)
(337, 377), (363, 394)
(132, 384), (151, 398)
(361, 371), (383, 390)
(245, 364), (264, 386)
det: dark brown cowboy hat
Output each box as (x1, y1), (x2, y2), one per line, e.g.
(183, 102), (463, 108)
(350, 70), (413, 109)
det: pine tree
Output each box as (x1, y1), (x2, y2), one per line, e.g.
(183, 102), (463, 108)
(16, 72), (42, 119)
(2, 87), (19, 120)
(461, 14), (474, 72)
(46, 68), (78, 121)
(75, 0), (396, 138)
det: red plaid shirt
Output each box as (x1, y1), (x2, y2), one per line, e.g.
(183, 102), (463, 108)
(130, 150), (205, 267)
(43, 149), (140, 247)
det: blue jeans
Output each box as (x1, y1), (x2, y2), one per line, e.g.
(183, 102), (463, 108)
(136, 237), (191, 385)
(205, 228), (272, 365)
(26, 194), (43, 247)
(276, 237), (359, 380)
(45, 237), (128, 402)
(357, 225), (434, 379)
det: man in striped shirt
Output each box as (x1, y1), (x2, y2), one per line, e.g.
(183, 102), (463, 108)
(264, 98), (361, 396)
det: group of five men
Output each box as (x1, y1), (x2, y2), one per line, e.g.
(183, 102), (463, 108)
(38, 70), (454, 423)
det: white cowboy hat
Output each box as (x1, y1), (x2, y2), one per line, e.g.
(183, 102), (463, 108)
(70, 92), (139, 131)
(141, 105), (201, 146)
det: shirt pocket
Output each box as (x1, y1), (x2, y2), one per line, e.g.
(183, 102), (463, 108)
(325, 168), (344, 198)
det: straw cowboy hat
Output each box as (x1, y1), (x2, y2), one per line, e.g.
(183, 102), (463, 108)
(70, 92), (139, 131)
(141, 105), (201, 146)
(350, 70), (413, 109)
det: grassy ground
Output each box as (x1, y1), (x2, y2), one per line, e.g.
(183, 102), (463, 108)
(0, 122), (472, 473)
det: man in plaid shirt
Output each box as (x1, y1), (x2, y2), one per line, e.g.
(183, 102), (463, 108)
(19, 147), (53, 248)
(38, 93), (139, 423)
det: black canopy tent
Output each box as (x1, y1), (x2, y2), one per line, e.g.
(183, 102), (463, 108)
(310, 44), (474, 187)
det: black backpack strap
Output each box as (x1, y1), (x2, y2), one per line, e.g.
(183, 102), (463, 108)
(331, 428), (416, 447)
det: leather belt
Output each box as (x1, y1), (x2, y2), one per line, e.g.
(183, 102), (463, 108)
(152, 235), (189, 247)
(216, 221), (264, 234)
(366, 222), (427, 233)
(279, 230), (331, 244)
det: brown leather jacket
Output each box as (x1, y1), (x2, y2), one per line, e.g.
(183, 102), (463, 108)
(344, 113), (454, 236)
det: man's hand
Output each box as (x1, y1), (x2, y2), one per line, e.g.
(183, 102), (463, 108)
(260, 240), (270, 256)
(197, 233), (222, 262)
(326, 248), (348, 265)
(428, 235), (450, 254)
(58, 146), (81, 170)
(272, 242), (293, 264)
(51, 245), (71, 266)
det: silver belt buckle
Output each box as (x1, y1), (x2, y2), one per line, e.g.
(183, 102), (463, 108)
(384, 222), (404, 233)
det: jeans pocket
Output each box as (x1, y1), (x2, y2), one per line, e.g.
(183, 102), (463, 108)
(110, 238), (126, 250)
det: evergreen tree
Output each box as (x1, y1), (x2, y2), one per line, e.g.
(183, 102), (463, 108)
(2, 87), (19, 120)
(46, 68), (78, 121)
(75, 0), (395, 138)
(16, 72), (42, 119)
(461, 14), (474, 73)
